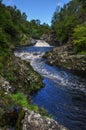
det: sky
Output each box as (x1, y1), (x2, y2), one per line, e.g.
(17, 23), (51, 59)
(2, 0), (70, 25)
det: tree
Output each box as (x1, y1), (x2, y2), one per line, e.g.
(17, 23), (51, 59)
(0, 0), (2, 5)
(35, 19), (41, 26)
(78, 0), (86, 8)
(51, 0), (86, 43)
(22, 12), (27, 20)
(73, 23), (86, 52)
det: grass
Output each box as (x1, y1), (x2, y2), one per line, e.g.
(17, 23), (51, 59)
(10, 92), (50, 117)
(0, 91), (50, 130)
(10, 92), (38, 112)
(10, 92), (29, 107)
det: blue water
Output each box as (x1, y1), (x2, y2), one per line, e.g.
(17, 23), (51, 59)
(15, 45), (86, 130)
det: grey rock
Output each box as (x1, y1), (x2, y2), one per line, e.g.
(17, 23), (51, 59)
(40, 31), (59, 46)
(29, 38), (37, 44)
(22, 109), (67, 130)
(44, 44), (86, 78)
(0, 76), (12, 94)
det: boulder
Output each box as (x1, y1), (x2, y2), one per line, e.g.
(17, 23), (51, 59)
(40, 31), (59, 46)
(22, 109), (67, 130)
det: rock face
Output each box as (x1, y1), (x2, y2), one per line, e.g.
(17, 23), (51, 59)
(22, 109), (67, 130)
(29, 38), (37, 45)
(40, 31), (59, 46)
(1, 54), (43, 94)
(44, 45), (86, 78)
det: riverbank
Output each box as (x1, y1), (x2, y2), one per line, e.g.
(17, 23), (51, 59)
(44, 44), (86, 79)
(17, 43), (86, 130)
(0, 52), (42, 129)
(0, 47), (67, 129)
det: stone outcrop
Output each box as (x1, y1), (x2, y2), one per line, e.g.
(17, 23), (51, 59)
(44, 45), (86, 78)
(40, 31), (59, 46)
(29, 37), (37, 45)
(22, 108), (67, 130)
(0, 107), (67, 130)
(1, 54), (43, 94)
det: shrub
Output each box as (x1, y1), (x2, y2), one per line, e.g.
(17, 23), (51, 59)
(73, 23), (86, 52)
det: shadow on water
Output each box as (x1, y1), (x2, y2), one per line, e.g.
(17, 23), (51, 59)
(15, 45), (86, 130)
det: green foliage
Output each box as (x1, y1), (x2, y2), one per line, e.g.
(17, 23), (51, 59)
(15, 108), (25, 130)
(0, 2), (50, 73)
(73, 23), (86, 52)
(10, 92), (38, 111)
(0, 3), (51, 129)
(0, 28), (10, 70)
(79, 51), (86, 55)
(9, 92), (49, 116)
(10, 92), (29, 107)
(51, 0), (86, 44)
(22, 12), (27, 20)
(29, 20), (50, 39)
(0, 28), (9, 48)
(0, 90), (50, 129)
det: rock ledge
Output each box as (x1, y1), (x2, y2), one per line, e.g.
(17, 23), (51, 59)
(22, 109), (67, 130)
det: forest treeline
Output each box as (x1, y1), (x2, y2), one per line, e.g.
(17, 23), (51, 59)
(0, 0), (86, 69)
(51, 0), (86, 53)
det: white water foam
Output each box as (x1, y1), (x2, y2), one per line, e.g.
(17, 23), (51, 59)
(34, 40), (50, 47)
(14, 42), (86, 95)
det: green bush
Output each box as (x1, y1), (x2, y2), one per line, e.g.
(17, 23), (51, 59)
(73, 23), (86, 52)
(9, 92), (50, 119)
(10, 92), (39, 112)
(0, 28), (9, 48)
(10, 92), (29, 107)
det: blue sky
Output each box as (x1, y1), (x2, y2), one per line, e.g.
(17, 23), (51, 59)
(2, 0), (70, 25)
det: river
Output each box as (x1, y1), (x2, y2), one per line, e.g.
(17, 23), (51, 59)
(15, 41), (86, 130)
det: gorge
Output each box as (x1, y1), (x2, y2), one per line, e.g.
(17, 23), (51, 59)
(15, 40), (86, 130)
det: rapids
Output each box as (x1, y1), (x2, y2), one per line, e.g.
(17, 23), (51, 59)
(15, 41), (86, 130)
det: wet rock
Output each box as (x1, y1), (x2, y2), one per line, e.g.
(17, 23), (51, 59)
(29, 38), (37, 44)
(44, 45), (86, 78)
(22, 109), (67, 130)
